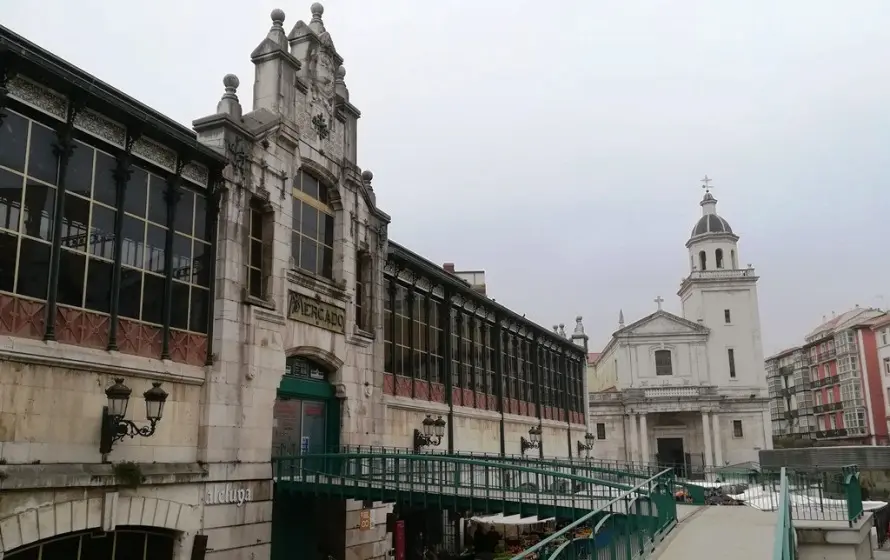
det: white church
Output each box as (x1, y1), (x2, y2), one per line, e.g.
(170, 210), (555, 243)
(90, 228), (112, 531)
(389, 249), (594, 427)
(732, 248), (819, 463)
(587, 181), (772, 474)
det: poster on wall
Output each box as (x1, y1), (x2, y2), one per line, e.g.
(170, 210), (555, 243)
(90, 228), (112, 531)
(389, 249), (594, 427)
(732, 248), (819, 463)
(394, 520), (405, 560)
(301, 436), (310, 453)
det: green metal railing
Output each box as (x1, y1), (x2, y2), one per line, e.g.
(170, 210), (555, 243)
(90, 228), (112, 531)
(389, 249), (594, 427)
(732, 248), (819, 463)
(509, 468), (677, 560)
(772, 467), (796, 560)
(273, 451), (660, 520)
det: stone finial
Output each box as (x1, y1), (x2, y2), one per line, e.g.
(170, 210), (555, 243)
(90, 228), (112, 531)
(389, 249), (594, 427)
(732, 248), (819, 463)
(618, 309), (625, 328)
(335, 65), (349, 100)
(271, 8), (286, 26)
(217, 74), (242, 119)
(361, 169), (373, 188)
(309, 2), (326, 33)
(558, 323), (566, 337)
(552, 325), (559, 334)
(573, 316), (585, 335)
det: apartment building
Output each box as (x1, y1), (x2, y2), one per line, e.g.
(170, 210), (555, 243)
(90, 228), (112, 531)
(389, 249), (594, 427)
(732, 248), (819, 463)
(767, 306), (889, 447)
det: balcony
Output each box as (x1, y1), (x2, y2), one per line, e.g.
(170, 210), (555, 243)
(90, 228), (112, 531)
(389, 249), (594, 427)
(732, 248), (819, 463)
(641, 387), (706, 399)
(815, 428), (849, 439)
(813, 402), (843, 414)
(686, 267), (756, 281)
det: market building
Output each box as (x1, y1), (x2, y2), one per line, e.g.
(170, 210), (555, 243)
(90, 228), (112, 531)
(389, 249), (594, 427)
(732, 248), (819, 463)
(0, 23), (252, 560)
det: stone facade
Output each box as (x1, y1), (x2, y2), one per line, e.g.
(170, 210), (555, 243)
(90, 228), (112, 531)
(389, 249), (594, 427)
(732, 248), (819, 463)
(588, 189), (772, 470)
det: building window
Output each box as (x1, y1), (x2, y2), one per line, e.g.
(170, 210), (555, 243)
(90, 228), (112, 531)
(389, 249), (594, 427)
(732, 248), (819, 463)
(883, 329), (889, 346)
(247, 200), (268, 300)
(291, 170), (334, 279)
(284, 355), (328, 380)
(654, 349), (673, 376)
(355, 251), (371, 331)
(885, 357), (890, 375)
(815, 391), (822, 406)
(732, 420), (743, 438)
(698, 251), (706, 271)
(715, 248), (724, 269)
(724, 309), (732, 323)
(728, 348), (736, 378)
(596, 422), (606, 439)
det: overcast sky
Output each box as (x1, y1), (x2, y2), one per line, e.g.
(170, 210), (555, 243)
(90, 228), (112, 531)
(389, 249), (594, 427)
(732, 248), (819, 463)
(4, 0), (888, 355)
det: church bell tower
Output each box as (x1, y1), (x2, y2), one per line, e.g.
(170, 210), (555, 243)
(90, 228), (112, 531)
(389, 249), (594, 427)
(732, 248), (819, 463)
(678, 177), (766, 391)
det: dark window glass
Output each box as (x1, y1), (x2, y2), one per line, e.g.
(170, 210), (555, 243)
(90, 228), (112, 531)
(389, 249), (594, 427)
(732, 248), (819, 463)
(300, 171), (320, 199)
(141, 273), (165, 324)
(85, 257), (114, 313)
(119, 267), (142, 319)
(89, 204), (116, 260)
(322, 213), (334, 245)
(300, 236), (317, 274)
(145, 224), (166, 274)
(6, 543), (39, 560)
(193, 194), (208, 241)
(80, 532), (114, 559)
(60, 193), (90, 251)
(147, 174), (167, 224)
(290, 231), (300, 268)
(16, 237), (50, 299)
(67, 141), (94, 197)
(189, 287), (209, 333)
(26, 122), (58, 185)
(171, 280), (189, 329)
(0, 168), (23, 232)
(291, 197), (301, 232)
(21, 181), (55, 241)
(0, 111), (28, 172)
(94, 151), (118, 207)
(320, 246), (333, 279)
(301, 204), (317, 240)
(193, 241), (210, 287)
(41, 533), (82, 558)
(0, 231), (17, 291)
(172, 233), (191, 281)
(120, 216), (144, 268)
(174, 189), (194, 234)
(146, 532), (175, 559)
(58, 249), (86, 306)
(124, 167), (148, 216)
(114, 531), (146, 560)
(249, 267), (262, 298)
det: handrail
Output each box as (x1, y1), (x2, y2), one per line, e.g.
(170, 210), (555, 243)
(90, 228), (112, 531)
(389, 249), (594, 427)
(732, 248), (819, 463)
(509, 467), (676, 559)
(772, 467), (795, 560)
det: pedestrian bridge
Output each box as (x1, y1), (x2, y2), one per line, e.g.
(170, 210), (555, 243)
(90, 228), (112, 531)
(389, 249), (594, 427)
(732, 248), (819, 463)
(271, 449), (865, 560)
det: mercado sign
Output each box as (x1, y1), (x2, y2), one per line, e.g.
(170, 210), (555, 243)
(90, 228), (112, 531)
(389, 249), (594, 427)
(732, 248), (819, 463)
(288, 291), (346, 334)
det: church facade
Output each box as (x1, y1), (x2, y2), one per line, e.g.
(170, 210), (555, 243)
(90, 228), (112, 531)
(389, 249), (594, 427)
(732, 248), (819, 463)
(588, 186), (772, 473)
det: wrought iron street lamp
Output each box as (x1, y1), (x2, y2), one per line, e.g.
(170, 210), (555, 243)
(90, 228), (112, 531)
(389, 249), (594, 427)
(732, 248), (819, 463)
(521, 425), (542, 455)
(413, 414), (446, 453)
(99, 378), (169, 454)
(577, 432), (596, 457)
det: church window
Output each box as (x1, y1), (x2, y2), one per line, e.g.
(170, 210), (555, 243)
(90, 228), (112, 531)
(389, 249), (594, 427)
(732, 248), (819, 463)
(724, 309), (731, 324)
(654, 350), (673, 376)
(732, 420), (743, 438)
(596, 422), (606, 439)
(291, 170), (335, 279)
(698, 251), (707, 271)
(354, 250), (372, 332)
(728, 349), (736, 378)
(715, 248), (724, 269)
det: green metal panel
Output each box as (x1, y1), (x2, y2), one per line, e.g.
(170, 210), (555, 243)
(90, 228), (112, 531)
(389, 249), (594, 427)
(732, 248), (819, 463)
(278, 376), (335, 399)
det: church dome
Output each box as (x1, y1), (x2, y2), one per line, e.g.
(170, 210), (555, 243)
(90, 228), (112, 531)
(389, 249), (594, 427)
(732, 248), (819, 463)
(690, 192), (734, 238)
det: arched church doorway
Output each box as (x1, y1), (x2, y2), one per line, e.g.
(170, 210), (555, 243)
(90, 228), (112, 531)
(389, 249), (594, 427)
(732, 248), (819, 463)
(272, 354), (341, 456)
(5, 527), (175, 560)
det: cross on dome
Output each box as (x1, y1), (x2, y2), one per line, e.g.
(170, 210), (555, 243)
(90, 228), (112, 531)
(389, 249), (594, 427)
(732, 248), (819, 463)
(701, 175), (714, 193)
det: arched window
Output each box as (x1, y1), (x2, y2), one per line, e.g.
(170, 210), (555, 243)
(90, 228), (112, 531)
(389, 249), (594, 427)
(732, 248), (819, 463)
(715, 248), (724, 269)
(6, 528), (175, 560)
(698, 251), (707, 271)
(291, 170), (335, 279)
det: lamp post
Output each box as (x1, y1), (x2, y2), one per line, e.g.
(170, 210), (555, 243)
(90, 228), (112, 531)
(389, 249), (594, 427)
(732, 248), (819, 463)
(413, 414), (446, 453)
(577, 432), (596, 458)
(99, 378), (169, 455)
(520, 425), (542, 455)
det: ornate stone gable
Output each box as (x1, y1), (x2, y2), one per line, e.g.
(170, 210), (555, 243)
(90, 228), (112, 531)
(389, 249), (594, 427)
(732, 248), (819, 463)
(616, 310), (710, 337)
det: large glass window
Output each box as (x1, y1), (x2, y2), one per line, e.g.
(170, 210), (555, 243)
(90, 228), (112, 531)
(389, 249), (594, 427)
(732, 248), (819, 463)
(429, 298), (442, 383)
(291, 170), (334, 279)
(384, 281), (393, 372)
(394, 285), (409, 376)
(5, 528), (175, 560)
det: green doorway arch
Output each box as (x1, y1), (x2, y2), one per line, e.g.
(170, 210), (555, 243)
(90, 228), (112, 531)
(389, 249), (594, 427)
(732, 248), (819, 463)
(273, 354), (341, 456)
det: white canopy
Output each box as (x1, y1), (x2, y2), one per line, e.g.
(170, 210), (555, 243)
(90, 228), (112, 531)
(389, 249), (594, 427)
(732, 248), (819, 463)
(471, 513), (556, 525)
